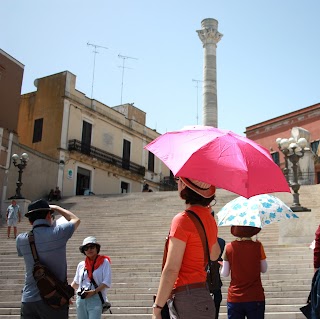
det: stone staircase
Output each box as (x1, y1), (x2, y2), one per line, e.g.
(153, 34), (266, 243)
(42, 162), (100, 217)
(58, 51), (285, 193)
(0, 184), (319, 318)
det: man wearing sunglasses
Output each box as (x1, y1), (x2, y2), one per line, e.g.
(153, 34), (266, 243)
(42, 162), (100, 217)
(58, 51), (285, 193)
(16, 199), (81, 319)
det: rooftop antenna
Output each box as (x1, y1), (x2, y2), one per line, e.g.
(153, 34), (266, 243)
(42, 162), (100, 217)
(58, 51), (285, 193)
(118, 54), (138, 104)
(87, 42), (108, 99)
(192, 79), (203, 124)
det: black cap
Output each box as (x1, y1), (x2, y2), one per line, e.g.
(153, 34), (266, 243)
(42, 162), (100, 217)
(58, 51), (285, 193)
(25, 199), (52, 217)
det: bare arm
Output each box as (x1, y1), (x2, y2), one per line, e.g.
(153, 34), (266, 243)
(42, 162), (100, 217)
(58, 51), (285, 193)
(153, 237), (186, 318)
(260, 259), (268, 273)
(71, 281), (79, 290)
(210, 240), (221, 261)
(220, 260), (230, 277)
(50, 205), (81, 230)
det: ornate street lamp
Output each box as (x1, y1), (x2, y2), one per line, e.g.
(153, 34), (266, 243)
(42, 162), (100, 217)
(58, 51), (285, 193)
(276, 137), (311, 212)
(10, 152), (29, 199)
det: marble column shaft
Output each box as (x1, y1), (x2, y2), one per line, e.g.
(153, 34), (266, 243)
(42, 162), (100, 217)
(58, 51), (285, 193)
(197, 18), (223, 127)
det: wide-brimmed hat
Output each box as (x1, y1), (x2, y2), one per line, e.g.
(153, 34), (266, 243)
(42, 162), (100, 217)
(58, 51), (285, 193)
(180, 177), (216, 198)
(231, 225), (261, 238)
(25, 199), (53, 217)
(79, 236), (101, 254)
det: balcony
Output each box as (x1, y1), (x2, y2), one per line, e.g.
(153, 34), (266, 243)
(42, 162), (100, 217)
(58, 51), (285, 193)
(159, 176), (178, 191)
(68, 139), (145, 176)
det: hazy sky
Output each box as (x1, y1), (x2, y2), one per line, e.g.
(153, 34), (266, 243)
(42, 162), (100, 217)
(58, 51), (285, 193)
(2, 0), (320, 136)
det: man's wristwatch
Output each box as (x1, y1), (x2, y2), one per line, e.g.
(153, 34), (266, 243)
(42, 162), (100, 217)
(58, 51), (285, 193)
(152, 303), (163, 310)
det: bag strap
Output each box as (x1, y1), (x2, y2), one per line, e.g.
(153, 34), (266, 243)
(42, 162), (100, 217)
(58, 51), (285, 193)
(185, 210), (217, 290)
(89, 259), (112, 314)
(185, 210), (211, 266)
(28, 230), (40, 263)
(27, 225), (50, 263)
(89, 258), (110, 306)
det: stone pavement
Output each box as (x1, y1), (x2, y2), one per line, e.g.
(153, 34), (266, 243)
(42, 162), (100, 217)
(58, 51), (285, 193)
(0, 184), (319, 318)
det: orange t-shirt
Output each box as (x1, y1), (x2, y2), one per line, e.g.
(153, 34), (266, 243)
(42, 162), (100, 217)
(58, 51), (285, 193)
(170, 206), (218, 288)
(223, 240), (266, 302)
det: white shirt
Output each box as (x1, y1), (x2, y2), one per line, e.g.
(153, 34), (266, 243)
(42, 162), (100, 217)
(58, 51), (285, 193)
(73, 259), (112, 302)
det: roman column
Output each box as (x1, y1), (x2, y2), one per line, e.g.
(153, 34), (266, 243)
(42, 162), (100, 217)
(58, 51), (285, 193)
(197, 18), (223, 127)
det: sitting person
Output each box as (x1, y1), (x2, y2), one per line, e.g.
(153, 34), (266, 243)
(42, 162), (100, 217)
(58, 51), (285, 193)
(54, 186), (62, 201)
(142, 183), (153, 192)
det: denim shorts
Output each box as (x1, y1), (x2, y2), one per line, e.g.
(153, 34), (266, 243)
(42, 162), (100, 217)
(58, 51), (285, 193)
(76, 294), (102, 319)
(169, 286), (215, 319)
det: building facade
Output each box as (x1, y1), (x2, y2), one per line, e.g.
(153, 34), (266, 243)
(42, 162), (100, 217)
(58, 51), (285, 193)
(12, 70), (170, 199)
(0, 49), (25, 214)
(245, 103), (320, 184)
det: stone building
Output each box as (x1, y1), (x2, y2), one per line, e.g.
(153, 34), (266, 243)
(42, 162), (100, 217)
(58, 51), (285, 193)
(245, 103), (320, 184)
(0, 49), (25, 213)
(4, 70), (170, 202)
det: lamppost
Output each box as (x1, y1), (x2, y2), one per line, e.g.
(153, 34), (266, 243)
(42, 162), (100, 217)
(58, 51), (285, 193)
(10, 152), (29, 199)
(276, 137), (311, 212)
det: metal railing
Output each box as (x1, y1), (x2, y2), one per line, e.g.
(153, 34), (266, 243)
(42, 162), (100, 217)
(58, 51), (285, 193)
(159, 176), (178, 191)
(68, 139), (145, 176)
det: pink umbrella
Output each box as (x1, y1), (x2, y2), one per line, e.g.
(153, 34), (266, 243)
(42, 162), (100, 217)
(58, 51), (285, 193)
(145, 126), (290, 198)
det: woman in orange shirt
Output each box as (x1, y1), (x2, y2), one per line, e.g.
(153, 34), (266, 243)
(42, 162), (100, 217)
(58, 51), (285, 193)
(221, 226), (268, 319)
(152, 177), (221, 319)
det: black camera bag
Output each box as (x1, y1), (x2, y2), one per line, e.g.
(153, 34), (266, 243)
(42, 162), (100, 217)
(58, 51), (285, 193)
(28, 228), (74, 309)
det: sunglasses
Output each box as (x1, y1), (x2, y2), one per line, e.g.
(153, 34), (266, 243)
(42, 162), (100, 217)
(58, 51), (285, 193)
(83, 244), (96, 251)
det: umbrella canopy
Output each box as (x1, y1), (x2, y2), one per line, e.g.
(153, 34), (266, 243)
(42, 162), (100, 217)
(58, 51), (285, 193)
(217, 194), (298, 228)
(145, 126), (290, 198)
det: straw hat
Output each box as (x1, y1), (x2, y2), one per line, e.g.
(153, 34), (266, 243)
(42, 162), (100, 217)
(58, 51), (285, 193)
(180, 177), (216, 198)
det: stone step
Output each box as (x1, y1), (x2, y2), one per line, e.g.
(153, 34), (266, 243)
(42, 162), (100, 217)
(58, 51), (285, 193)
(0, 187), (317, 318)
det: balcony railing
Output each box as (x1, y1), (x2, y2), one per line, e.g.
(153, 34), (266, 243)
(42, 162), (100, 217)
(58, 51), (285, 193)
(159, 176), (178, 191)
(68, 139), (145, 176)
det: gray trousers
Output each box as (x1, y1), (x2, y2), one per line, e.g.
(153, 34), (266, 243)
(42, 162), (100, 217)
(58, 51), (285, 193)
(21, 300), (69, 319)
(169, 286), (215, 319)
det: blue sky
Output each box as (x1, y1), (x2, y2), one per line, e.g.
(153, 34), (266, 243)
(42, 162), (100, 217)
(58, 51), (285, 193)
(2, 0), (320, 136)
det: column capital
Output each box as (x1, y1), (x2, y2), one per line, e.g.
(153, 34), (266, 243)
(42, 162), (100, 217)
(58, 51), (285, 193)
(197, 28), (223, 47)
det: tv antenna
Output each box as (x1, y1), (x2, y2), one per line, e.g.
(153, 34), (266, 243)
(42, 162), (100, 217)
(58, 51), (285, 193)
(87, 42), (108, 99)
(118, 54), (138, 104)
(192, 79), (203, 124)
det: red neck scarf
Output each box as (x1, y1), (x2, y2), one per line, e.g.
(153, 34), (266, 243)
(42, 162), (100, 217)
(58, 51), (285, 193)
(85, 255), (111, 280)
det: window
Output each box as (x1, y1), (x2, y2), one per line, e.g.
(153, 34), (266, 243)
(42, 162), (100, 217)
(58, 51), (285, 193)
(121, 181), (129, 193)
(311, 140), (320, 154)
(148, 151), (154, 172)
(32, 118), (43, 143)
(122, 139), (131, 170)
(81, 121), (92, 155)
(271, 151), (280, 165)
